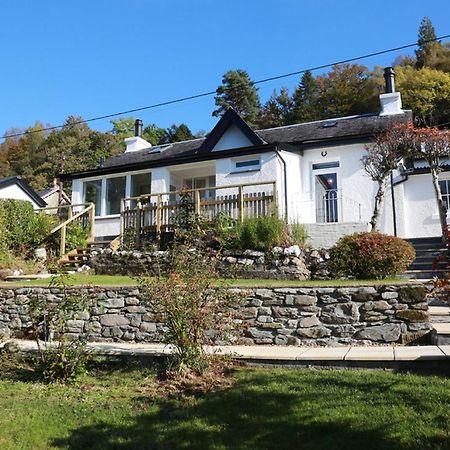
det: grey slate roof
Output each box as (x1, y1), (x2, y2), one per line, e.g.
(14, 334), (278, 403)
(0, 176), (47, 207)
(102, 112), (412, 170)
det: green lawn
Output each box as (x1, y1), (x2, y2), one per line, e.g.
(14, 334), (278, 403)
(0, 365), (450, 449)
(0, 273), (408, 288)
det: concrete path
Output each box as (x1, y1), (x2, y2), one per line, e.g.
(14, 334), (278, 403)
(3, 339), (450, 363)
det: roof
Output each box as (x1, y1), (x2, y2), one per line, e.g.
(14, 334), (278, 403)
(38, 186), (71, 203)
(0, 176), (47, 207)
(61, 110), (413, 180)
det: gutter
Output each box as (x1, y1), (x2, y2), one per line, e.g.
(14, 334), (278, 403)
(274, 145), (289, 221)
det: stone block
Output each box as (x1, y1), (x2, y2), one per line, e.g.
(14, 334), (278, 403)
(293, 295), (316, 306)
(321, 303), (359, 324)
(395, 309), (429, 322)
(297, 326), (331, 339)
(298, 316), (320, 328)
(356, 323), (401, 342)
(99, 314), (129, 327)
(140, 322), (157, 333)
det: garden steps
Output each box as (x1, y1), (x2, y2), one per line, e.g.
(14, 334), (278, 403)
(430, 305), (450, 345)
(57, 237), (119, 269)
(404, 237), (447, 280)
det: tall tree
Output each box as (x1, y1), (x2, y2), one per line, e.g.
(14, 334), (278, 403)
(396, 66), (450, 127)
(363, 123), (415, 231)
(415, 17), (440, 69)
(161, 123), (194, 144)
(291, 70), (320, 123)
(110, 118), (166, 145)
(257, 87), (293, 129)
(213, 69), (260, 126)
(315, 64), (381, 119)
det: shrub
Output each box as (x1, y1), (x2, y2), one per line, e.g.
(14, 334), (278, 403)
(28, 275), (91, 383)
(65, 222), (88, 253)
(235, 215), (289, 251)
(291, 223), (309, 247)
(328, 232), (415, 279)
(0, 199), (54, 257)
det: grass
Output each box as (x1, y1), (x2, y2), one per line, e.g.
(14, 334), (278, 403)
(0, 363), (450, 449)
(0, 273), (409, 288)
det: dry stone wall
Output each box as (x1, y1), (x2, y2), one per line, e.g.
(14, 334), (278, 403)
(0, 283), (430, 346)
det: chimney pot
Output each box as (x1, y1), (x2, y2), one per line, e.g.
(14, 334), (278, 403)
(384, 67), (396, 93)
(135, 119), (143, 137)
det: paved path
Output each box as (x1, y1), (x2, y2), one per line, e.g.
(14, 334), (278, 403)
(3, 339), (450, 363)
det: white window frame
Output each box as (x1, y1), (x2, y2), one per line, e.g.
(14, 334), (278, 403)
(79, 169), (152, 218)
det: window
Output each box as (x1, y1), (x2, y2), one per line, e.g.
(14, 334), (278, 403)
(131, 173), (151, 197)
(233, 158), (260, 172)
(182, 176), (216, 200)
(439, 180), (450, 209)
(106, 176), (126, 215)
(312, 161), (340, 170)
(83, 180), (102, 216)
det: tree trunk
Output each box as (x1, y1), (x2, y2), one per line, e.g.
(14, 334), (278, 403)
(370, 177), (388, 232)
(430, 165), (448, 240)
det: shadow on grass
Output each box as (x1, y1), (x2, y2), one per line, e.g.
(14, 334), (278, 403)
(52, 370), (450, 450)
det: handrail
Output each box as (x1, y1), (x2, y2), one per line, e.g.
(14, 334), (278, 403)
(122, 180), (277, 203)
(41, 203), (95, 256)
(50, 205), (93, 234)
(38, 203), (91, 212)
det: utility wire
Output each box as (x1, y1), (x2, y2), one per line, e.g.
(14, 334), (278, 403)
(2, 33), (450, 141)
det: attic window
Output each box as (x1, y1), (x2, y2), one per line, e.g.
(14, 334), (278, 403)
(322, 120), (338, 128)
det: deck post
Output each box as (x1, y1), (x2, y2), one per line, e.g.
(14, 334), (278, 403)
(60, 223), (66, 256)
(156, 194), (162, 234)
(136, 200), (142, 247)
(238, 185), (244, 223)
(87, 203), (95, 241)
(119, 199), (124, 246)
(195, 189), (201, 216)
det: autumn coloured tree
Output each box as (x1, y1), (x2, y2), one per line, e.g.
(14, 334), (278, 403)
(412, 127), (450, 235)
(363, 123), (415, 231)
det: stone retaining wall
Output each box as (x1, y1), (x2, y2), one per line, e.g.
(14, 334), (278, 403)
(89, 247), (330, 280)
(0, 283), (430, 346)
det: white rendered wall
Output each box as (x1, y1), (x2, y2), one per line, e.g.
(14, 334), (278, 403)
(0, 184), (40, 209)
(295, 142), (374, 225)
(402, 173), (442, 238)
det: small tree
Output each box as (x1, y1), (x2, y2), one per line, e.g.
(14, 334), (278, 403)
(412, 127), (450, 236)
(363, 123), (415, 231)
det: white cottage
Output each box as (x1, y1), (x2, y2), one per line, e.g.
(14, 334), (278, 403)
(0, 176), (46, 209)
(61, 68), (445, 248)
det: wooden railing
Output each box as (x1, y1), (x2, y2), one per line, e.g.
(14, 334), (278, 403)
(120, 181), (277, 241)
(38, 203), (95, 256)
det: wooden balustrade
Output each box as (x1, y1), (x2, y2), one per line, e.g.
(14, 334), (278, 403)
(120, 181), (277, 245)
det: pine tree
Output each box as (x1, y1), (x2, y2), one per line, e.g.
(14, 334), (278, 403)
(257, 87), (293, 129)
(290, 70), (320, 123)
(415, 17), (440, 69)
(213, 69), (260, 126)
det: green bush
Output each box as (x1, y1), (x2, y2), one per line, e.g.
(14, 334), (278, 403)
(235, 215), (289, 251)
(65, 222), (88, 253)
(329, 232), (416, 279)
(0, 199), (54, 257)
(291, 223), (309, 246)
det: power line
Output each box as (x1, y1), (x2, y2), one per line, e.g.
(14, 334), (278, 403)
(2, 33), (450, 141)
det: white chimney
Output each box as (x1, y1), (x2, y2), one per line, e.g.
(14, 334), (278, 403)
(379, 67), (404, 116)
(124, 119), (152, 153)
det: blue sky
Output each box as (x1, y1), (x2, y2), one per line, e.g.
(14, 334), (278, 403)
(0, 0), (449, 137)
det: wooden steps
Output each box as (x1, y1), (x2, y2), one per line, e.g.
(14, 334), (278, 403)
(57, 237), (119, 270)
